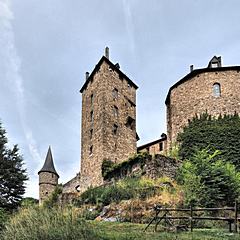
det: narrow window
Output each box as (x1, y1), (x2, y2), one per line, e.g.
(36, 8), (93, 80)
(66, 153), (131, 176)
(90, 110), (94, 123)
(90, 94), (94, 106)
(90, 129), (93, 139)
(159, 142), (163, 151)
(213, 83), (221, 97)
(113, 106), (118, 117)
(126, 116), (135, 130)
(90, 145), (93, 155)
(112, 88), (118, 99)
(113, 124), (118, 135)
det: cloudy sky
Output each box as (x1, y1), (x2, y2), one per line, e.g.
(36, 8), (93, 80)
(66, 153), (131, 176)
(1, 0), (240, 198)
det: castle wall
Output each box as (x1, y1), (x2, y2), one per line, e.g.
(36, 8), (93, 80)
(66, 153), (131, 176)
(62, 173), (80, 193)
(104, 154), (179, 182)
(167, 69), (240, 144)
(80, 60), (137, 192)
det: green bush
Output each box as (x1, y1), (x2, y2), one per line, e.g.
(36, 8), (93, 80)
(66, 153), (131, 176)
(1, 207), (99, 240)
(75, 176), (176, 206)
(177, 113), (240, 169)
(43, 184), (63, 208)
(177, 148), (240, 207)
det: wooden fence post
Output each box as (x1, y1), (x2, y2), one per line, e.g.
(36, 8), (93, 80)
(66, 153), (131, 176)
(234, 200), (238, 233)
(190, 205), (193, 232)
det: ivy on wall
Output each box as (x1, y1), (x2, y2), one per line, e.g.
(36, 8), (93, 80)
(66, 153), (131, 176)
(177, 112), (240, 169)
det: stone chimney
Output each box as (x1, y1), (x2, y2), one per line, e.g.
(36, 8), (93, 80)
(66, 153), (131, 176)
(85, 72), (89, 80)
(105, 47), (109, 59)
(190, 65), (194, 72)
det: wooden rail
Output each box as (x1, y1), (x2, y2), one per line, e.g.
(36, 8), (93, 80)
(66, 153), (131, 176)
(144, 201), (239, 233)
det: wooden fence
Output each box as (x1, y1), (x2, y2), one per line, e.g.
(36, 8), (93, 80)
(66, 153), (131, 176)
(145, 201), (239, 233)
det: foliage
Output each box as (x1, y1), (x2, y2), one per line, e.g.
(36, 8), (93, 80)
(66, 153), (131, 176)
(167, 142), (180, 160)
(177, 148), (240, 207)
(0, 122), (28, 211)
(75, 176), (176, 206)
(43, 184), (63, 208)
(20, 197), (38, 208)
(102, 152), (150, 180)
(101, 159), (115, 178)
(177, 113), (240, 169)
(0, 208), (9, 232)
(1, 207), (99, 240)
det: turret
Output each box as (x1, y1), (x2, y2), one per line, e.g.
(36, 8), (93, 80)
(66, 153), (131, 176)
(38, 146), (59, 205)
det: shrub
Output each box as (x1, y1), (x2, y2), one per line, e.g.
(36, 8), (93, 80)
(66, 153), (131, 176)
(1, 207), (99, 240)
(177, 148), (240, 207)
(43, 184), (63, 208)
(75, 176), (177, 206)
(177, 113), (240, 169)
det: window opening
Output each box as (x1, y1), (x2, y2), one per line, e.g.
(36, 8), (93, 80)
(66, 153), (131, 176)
(126, 116), (135, 130)
(113, 106), (119, 117)
(90, 129), (93, 139)
(159, 142), (163, 151)
(113, 124), (118, 135)
(213, 83), (221, 97)
(90, 145), (93, 155)
(113, 88), (118, 99)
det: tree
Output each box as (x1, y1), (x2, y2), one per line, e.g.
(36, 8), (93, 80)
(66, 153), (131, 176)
(0, 122), (28, 211)
(177, 149), (240, 207)
(177, 113), (240, 169)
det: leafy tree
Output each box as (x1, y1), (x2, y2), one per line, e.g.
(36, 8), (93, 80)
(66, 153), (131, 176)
(178, 149), (240, 207)
(177, 113), (240, 169)
(0, 122), (28, 211)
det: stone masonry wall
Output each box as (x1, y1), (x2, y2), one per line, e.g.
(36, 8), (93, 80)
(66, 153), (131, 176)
(39, 172), (58, 204)
(104, 154), (179, 182)
(62, 173), (80, 194)
(167, 69), (240, 144)
(80, 60), (137, 192)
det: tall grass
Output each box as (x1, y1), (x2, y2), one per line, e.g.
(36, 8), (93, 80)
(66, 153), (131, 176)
(75, 176), (181, 206)
(1, 207), (99, 240)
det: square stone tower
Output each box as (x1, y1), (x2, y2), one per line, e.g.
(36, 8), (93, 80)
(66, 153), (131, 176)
(79, 48), (138, 191)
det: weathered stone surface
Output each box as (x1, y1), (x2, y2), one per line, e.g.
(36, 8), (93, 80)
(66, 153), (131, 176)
(167, 69), (240, 145)
(39, 172), (58, 204)
(80, 58), (138, 191)
(62, 173), (80, 193)
(104, 154), (179, 182)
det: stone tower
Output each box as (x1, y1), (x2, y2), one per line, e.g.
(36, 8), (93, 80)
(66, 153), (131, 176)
(79, 48), (138, 191)
(166, 56), (240, 145)
(38, 146), (59, 204)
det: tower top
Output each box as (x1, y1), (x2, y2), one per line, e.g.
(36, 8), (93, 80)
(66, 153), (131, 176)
(38, 146), (59, 178)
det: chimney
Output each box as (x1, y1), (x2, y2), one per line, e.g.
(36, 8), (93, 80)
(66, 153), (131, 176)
(105, 47), (109, 59)
(190, 65), (194, 72)
(218, 56), (222, 67)
(85, 72), (89, 80)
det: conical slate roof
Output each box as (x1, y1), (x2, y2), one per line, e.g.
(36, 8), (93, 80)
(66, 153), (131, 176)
(38, 146), (59, 178)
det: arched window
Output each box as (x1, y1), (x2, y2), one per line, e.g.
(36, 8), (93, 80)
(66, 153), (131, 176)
(213, 83), (221, 97)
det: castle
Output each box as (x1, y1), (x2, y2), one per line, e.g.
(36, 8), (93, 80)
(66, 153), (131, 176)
(38, 49), (240, 204)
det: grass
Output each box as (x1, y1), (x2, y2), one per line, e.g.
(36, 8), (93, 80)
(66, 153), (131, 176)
(1, 207), (239, 240)
(91, 221), (240, 240)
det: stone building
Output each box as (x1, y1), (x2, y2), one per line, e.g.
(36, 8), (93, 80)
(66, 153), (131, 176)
(38, 146), (59, 204)
(166, 56), (240, 145)
(79, 47), (138, 191)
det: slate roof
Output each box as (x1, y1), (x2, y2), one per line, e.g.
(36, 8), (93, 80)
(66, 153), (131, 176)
(137, 133), (167, 151)
(38, 146), (59, 177)
(80, 56), (138, 93)
(165, 65), (240, 105)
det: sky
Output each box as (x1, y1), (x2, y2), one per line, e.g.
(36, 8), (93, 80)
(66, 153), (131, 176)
(1, 0), (240, 198)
